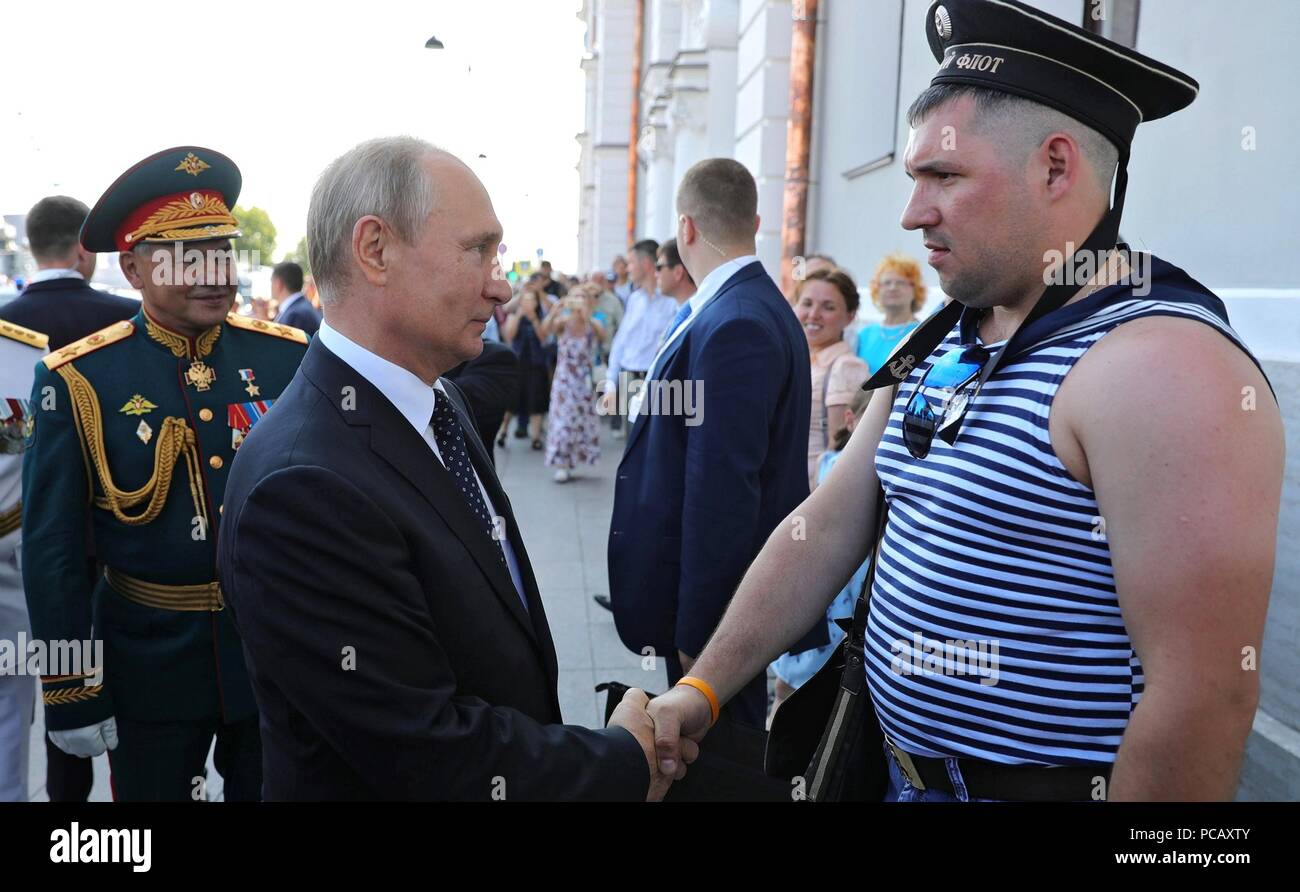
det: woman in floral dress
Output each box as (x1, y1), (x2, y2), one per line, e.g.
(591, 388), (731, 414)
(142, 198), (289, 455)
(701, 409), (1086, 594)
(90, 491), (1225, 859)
(541, 286), (605, 482)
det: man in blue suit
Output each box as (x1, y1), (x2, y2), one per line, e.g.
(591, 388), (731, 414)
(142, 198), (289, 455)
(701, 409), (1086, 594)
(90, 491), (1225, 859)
(270, 261), (321, 335)
(608, 159), (824, 728)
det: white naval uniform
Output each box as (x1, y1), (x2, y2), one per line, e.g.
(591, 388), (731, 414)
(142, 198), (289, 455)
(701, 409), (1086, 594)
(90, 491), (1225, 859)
(0, 320), (48, 801)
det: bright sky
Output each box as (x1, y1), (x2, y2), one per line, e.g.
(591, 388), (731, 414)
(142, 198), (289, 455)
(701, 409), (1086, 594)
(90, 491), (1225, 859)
(0, 0), (588, 273)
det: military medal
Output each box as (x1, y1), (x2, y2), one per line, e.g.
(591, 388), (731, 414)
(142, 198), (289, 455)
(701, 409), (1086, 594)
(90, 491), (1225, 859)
(239, 369), (260, 397)
(119, 394), (158, 416)
(1, 398), (30, 455)
(185, 360), (216, 392)
(228, 399), (274, 451)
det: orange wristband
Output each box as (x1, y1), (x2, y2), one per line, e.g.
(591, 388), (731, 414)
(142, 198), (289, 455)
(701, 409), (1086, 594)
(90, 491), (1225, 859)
(676, 676), (720, 727)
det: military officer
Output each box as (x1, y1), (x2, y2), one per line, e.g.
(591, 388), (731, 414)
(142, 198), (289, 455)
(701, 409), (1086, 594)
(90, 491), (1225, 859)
(22, 146), (308, 801)
(0, 319), (48, 800)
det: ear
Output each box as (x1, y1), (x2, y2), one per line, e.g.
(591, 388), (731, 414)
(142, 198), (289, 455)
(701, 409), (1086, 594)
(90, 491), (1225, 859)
(1042, 132), (1081, 201)
(117, 250), (147, 289)
(753, 214), (761, 236)
(679, 215), (697, 246)
(76, 245), (97, 278)
(352, 215), (389, 287)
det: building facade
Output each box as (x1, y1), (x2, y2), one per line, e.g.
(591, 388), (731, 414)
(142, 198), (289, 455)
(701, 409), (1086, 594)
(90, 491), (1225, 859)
(576, 0), (1300, 799)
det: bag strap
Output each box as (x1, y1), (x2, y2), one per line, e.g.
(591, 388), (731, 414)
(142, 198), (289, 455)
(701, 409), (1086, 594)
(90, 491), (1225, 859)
(819, 351), (848, 452)
(841, 383), (898, 696)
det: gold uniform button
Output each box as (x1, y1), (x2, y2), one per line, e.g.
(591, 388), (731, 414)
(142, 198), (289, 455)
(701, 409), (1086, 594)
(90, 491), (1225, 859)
(199, 408), (214, 422)
(209, 456), (224, 470)
(219, 504), (224, 515)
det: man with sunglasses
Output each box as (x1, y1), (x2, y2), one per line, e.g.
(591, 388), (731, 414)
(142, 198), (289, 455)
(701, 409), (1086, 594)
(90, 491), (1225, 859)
(644, 0), (1282, 802)
(654, 239), (697, 312)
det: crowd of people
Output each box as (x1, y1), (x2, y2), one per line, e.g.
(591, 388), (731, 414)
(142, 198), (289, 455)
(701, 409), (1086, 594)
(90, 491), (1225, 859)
(484, 240), (924, 500)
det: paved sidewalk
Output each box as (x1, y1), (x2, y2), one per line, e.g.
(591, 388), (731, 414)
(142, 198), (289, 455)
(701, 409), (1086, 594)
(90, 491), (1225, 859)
(25, 426), (664, 800)
(494, 426), (669, 727)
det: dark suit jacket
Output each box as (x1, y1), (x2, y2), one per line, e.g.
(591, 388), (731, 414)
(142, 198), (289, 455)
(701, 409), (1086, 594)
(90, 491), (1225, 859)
(445, 339), (518, 465)
(0, 277), (138, 349)
(275, 296), (321, 336)
(609, 262), (824, 692)
(217, 338), (648, 801)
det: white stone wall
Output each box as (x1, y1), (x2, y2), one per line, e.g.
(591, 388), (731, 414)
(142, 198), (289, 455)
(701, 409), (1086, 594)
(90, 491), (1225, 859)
(577, 0), (638, 274)
(733, 0), (791, 277)
(640, 0), (683, 241)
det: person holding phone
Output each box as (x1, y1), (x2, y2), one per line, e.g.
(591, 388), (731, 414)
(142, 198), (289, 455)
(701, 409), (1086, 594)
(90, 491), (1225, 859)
(500, 283), (550, 449)
(541, 286), (605, 482)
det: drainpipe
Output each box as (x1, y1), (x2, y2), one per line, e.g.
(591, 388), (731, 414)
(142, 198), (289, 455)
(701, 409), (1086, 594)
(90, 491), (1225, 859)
(781, 0), (819, 299)
(627, 0), (645, 249)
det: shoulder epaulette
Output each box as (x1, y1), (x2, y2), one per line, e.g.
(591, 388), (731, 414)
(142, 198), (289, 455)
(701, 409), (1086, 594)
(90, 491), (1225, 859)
(0, 319), (49, 351)
(42, 320), (135, 370)
(225, 314), (309, 345)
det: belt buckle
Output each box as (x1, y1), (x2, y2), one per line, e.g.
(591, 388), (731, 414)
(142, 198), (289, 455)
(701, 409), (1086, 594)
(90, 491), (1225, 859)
(889, 742), (926, 791)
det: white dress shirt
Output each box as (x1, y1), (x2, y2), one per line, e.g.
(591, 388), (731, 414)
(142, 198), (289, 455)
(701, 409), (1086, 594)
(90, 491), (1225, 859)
(603, 286), (677, 388)
(274, 291), (306, 322)
(316, 322), (528, 606)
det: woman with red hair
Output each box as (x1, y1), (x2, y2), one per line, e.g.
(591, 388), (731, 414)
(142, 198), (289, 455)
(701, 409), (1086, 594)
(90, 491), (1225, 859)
(855, 253), (926, 373)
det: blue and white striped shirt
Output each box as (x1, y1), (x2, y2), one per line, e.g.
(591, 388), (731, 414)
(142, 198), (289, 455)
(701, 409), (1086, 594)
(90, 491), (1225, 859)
(865, 258), (1257, 766)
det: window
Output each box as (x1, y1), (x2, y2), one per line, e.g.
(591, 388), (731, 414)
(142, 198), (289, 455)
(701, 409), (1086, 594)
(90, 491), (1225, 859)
(821, 0), (906, 179)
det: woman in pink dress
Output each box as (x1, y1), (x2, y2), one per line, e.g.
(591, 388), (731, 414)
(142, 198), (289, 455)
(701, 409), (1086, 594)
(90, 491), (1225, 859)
(792, 267), (870, 490)
(540, 285), (606, 482)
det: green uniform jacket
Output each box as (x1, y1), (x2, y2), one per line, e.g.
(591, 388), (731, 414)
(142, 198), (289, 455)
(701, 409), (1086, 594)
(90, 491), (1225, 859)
(22, 308), (308, 730)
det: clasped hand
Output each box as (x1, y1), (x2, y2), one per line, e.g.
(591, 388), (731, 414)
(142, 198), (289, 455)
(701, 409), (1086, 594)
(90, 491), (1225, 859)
(607, 686), (714, 801)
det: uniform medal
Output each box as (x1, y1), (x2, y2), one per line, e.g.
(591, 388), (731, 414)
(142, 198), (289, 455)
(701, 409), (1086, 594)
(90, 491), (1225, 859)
(185, 360), (216, 391)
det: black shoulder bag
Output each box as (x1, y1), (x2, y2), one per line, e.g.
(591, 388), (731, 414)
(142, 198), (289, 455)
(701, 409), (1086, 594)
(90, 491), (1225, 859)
(763, 387), (896, 802)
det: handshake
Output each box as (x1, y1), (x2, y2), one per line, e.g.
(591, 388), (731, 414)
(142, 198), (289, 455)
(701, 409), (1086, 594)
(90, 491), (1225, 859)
(606, 684), (718, 801)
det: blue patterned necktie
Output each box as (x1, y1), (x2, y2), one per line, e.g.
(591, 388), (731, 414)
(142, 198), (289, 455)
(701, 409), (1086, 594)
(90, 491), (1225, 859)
(660, 301), (693, 348)
(429, 394), (506, 565)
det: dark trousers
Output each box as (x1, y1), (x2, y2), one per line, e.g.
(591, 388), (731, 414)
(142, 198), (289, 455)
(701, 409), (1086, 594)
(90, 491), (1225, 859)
(45, 737), (93, 802)
(514, 363), (550, 428)
(665, 649), (767, 730)
(107, 715), (262, 802)
(46, 556), (98, 801)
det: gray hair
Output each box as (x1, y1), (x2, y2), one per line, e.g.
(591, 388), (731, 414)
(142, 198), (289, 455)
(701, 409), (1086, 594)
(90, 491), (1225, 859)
(908, 84), (1119, 199)
(306, 136), (441, 304)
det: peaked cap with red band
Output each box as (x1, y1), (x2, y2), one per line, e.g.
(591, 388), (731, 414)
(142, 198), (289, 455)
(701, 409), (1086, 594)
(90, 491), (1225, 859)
(80, 146), (243, 253)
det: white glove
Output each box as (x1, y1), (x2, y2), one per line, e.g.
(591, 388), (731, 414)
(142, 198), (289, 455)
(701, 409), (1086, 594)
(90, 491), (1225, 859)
(49, 717), (118, 758)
